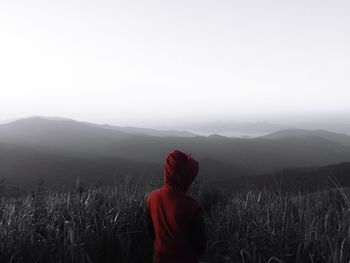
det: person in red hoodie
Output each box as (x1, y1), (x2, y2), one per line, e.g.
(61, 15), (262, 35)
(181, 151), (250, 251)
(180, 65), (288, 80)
(146, 149), (206, 263)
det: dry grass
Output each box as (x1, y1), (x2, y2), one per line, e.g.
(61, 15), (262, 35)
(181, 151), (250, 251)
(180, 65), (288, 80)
(0, 181), (350, 263)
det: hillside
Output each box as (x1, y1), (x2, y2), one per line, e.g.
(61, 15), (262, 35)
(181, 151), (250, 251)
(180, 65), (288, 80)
(0, 117), (133, 158)
(0, 142), (253, 191)
(1, 117), (350, 175)
(175, 120), (290, 137)
(0, 142), (161, 190)
(113, 134), (350, 173)
(230, 162), (350, 192)
(91, 123), (197, 137)
(262, 128), (350, 146)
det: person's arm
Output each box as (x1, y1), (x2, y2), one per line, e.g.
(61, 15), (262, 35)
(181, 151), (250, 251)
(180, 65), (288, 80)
(189, 207), (207, 257)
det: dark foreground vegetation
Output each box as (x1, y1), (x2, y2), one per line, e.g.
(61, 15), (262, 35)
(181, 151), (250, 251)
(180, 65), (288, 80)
(1, 181), (350, 263)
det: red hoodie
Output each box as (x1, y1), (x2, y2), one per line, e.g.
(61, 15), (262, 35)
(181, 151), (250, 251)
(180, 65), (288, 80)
(146, 150), (206, 263)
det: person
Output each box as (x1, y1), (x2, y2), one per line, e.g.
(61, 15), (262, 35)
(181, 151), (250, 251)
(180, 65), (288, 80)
(145, 149), (206, 263)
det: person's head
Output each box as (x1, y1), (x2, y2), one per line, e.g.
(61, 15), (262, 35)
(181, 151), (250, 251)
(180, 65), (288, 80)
(164, 149), (199, 192)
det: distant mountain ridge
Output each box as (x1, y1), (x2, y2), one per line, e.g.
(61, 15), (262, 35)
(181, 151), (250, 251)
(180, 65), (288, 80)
(1, 117), (350, 173)
(0, 117), (133, 158)
(1, 116), (350, 191)
(232, 162), (350, 192)
(88, 123), (197, 137)
(0, 142), (252, 190)
(162, 120), (291, 137)
(261, 128), (350, 147)
(0, 142), (161, 190)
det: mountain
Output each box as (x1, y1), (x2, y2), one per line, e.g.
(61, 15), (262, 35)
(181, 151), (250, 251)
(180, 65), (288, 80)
(112, 135), (350, 173)
(1, 140), (349, 193)
(1, 117), (350, 176)
(0, 118), (22, 124)
(262, 129), (350, 147)
(27, 116), (198, 137)
(0, 117), (134, 157)
(88, 123), (197, 137)
(0, 143), (253, 191)
(0, 142), (161, 190)
(0, 117), (197, 155)
(232, 162), (350, 192)
(197, 158), (255, 180)
(296, 121), (350, 136)
(164, 121), (290, 137)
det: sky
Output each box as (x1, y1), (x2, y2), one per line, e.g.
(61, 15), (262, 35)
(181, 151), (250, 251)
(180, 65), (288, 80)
(0, 0), (349, 127)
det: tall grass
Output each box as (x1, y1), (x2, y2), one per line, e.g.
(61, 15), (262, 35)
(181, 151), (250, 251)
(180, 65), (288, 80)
(0, 181), (350, 262)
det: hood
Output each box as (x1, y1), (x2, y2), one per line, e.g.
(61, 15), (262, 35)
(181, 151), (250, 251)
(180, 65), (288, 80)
(164, 149), (199, 192)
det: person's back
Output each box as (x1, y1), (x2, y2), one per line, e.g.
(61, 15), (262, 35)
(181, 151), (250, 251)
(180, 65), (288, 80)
(146, 150), (206, 263)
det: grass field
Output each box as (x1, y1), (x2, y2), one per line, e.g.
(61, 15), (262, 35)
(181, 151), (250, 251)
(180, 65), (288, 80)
(0, 180), (350, 263)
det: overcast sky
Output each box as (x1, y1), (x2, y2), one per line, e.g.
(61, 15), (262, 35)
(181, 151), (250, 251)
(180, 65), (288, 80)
(0, 0), (349, 127)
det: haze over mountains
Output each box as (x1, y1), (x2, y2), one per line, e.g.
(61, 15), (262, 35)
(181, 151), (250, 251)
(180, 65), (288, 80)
(156, 118), (350, 138)
(262, 129), (350, 147)
(1, 116), (350, 191)
(160, 121), (290, 137)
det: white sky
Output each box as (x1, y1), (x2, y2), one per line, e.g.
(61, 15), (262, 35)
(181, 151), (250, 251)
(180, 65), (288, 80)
(0, 0), (349, 127)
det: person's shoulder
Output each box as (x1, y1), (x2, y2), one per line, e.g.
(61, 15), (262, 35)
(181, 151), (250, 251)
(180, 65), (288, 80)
(147, 188), (162, 202)
(149, 188), (162, 195)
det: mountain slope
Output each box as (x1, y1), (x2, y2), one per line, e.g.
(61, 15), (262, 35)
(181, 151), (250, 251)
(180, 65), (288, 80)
(175, 121), (290, 136)
(262, 129), (350, 146)
(0, 142), (161, 190)
(232, 162), (350, 192)
(0, 143), (254, 190)
(1, 117), (350, 174)
(0, 117), (134, 157)
(112, 135), (350, 173)
(88, 123), (197, 137)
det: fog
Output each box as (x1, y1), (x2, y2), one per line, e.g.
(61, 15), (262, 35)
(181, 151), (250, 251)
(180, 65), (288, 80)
(1, 0), (349, 127)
